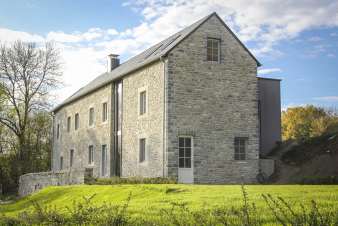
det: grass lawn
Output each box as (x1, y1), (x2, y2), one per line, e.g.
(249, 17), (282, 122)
(1, 184), (338, 224)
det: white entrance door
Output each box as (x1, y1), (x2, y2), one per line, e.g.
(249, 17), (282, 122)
(178, 137), (193, 183)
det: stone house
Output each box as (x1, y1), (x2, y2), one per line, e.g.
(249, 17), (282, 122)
(52, 12), (281, 184)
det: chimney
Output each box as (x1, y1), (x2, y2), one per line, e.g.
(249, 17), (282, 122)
(107, 54), (120, 72)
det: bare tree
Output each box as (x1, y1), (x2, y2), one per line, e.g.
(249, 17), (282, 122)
(0, 41), (62, 160)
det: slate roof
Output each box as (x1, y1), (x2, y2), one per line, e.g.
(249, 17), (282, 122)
(53, 12), (260, 112)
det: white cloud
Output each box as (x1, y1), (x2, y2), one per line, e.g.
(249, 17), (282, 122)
(2, 0), (338, 103)
(313, 96), (338, 102)
(126, 0), (338, 57)
(258, 68), (282, 75)
(0, 28), (44, 43)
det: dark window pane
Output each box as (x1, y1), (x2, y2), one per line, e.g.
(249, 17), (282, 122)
(185, 148), (191, 158)
(179, 158), (185, 168)
(179, 137), (184, 147)
(240, 153), (245, 160)
(185, 138), (191, 147)
(213, 52), (218, 61)
(213, 40), (218, 49)
(185, 158), (191, 168)
(179, 148), (184, 158)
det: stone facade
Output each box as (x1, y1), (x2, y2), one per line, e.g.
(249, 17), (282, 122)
(166, 14), (259, 183)
(53, 85), (112, 178)
(52, 13), (267, 184)
(18, 170), (84, 197)
(121, 61), (165, 177)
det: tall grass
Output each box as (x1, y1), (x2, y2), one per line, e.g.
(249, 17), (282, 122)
(1, 186), (337, 226)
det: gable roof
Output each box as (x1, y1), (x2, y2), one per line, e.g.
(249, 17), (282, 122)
(53, 12), (261, 112)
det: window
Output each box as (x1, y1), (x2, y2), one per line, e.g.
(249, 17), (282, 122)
(67, 117), (71, 132)
(207, 38), (220, 62)
(60, 156), (63, 170)
(139, 138), (146, 163)
(57, 123), (60, 139)
(178, 137), (192, 168)
(101, 145), (107, 176)
(102, 102), (108, 122)
(139, 91), (146, 115)
(88, 145), (94, 165)
(89, 108), (94, 126)
(70, 149), (74, 167)
(234, 137), (247, 160)
(75, 113), (79, 130)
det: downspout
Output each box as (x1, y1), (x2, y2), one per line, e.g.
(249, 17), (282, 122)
(160, 55), (167, 177)
(51, 112), (55, 172)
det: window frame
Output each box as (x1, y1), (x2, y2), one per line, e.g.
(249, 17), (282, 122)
(102, 102), (108, 122)
(138, 87), (148, 117)
(139, 138), (147, 163)
(234, 137), (248, 160)
(178, 136), (193, 169)
(89, 107), (95, 127)
(67, 116), (71, 132)
(75, 113), (79, 130)
(101, 144), (108, 177)
(88, 145), (94, 165)
(56, 123), (60, 139)
(60, 156), (63, 170)
(70, 149), (74, 168)
(207, 37), (220, 63)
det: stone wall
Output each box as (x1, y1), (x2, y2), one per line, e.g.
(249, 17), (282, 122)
(259, 159), (275, 178)
(18, 170), (84, 197)
(121, 61), (165, 177)
(53, 84), (112, 178)
(166, 14), (260, 183)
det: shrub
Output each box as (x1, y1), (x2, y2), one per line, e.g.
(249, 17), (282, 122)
(85, 176), (177, 185)
(300, 176), (338, 185)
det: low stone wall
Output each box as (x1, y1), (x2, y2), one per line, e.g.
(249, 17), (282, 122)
(259, 159), (275, 178)
(18, 170), (85, 197)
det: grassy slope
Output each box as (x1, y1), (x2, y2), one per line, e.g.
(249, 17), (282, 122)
(1, 185), (338, 222)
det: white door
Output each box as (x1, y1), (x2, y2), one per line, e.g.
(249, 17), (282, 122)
(178, 137), (193, 183)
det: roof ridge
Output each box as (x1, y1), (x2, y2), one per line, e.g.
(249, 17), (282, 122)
(52, 12), (260, 112)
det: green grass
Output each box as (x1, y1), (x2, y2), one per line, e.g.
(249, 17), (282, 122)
(1, 184), (338, 224)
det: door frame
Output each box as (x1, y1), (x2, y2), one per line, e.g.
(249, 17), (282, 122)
(178, 136), (194, 183)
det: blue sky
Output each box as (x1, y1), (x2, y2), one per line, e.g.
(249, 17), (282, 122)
(0, 0), (338, 109)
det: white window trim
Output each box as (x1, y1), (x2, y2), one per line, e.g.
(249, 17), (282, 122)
(178, 136), (194, 169)
(101, 100), (109, 124)
(138, 135), (148, 165)
(138, 86), (148, 118)
(88, 106), (95, 128)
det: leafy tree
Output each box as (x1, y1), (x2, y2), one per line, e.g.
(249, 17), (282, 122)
(282, 105), (338, 141)
(0, 41), (61, 161)
(0, 41), (61, 194)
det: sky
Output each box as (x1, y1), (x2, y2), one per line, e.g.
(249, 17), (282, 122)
(0, 0), (338, 110)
